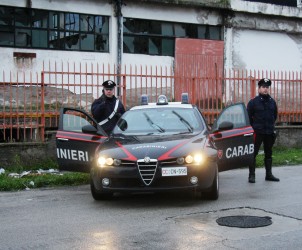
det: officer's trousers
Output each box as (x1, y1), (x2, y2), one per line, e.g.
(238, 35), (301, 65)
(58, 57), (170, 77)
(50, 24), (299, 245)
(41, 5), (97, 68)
(249, 133), (274, 176)
(254, 133), (275, 160)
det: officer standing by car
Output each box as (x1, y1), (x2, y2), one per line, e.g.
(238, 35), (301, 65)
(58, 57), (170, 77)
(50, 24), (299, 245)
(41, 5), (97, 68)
(247, 78), (279, 183)
(91, 80), (125, 135)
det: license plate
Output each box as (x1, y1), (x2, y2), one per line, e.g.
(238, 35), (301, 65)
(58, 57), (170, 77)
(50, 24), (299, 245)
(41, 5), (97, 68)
(162, 167), (187, 176)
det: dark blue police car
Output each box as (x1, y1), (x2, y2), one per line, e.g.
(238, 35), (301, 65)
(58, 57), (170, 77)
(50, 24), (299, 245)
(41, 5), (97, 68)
(56, 94), (254, 200)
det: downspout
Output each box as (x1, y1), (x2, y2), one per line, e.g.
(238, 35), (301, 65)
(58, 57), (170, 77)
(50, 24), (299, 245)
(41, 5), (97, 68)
(114, 0), (123, 96)
(27, 0), (32, 8)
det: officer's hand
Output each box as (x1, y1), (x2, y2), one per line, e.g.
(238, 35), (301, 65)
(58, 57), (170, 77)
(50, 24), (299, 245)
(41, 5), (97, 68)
(115, 113), (122, 119)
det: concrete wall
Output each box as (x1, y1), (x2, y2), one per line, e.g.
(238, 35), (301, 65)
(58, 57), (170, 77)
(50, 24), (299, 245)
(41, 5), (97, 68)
(0, 139), (57, 168)
(274, 126), (302, 148)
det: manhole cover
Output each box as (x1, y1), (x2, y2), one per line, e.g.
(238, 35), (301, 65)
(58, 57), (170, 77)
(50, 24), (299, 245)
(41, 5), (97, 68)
(216, 215), (272, 228)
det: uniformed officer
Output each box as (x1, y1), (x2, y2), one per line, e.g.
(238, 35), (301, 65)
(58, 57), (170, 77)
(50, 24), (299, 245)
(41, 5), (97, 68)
(247, 78), (279, 183)
(91, 80), (125, 135)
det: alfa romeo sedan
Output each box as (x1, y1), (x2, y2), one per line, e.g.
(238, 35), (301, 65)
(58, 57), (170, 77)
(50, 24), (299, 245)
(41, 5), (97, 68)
(56, 94), (254, 200)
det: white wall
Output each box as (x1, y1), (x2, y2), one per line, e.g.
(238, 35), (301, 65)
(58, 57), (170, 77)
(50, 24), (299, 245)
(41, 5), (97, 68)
(231, 29), (302, 72)
(0, 0), (111, 15)
(123, 2), (222, 25)
(223, 0), (302, 72)
(231, 0), (302, 18)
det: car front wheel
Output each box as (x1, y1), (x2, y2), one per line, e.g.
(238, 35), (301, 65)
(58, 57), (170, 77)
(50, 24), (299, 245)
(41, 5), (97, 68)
(202, 165), (219, 200)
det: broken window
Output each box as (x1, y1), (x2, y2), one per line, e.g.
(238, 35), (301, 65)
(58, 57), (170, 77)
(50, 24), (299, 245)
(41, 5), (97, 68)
(123, 18), (222, 56)
(0, 5), (109, 52)
(32, 9), (48, 28)
(15, 29), (31, 47)
(243, 0), (297, 7)
(0, 7), (14, 46)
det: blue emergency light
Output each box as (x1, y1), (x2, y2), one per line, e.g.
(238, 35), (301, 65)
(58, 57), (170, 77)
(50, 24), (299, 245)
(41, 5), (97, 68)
(141, 94), (149, 105)
(181, 93), (189, 104)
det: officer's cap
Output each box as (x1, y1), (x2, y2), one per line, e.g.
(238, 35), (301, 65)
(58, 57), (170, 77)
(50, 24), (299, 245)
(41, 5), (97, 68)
(102, 80), (116, 89)
(258, 78), (271, 87)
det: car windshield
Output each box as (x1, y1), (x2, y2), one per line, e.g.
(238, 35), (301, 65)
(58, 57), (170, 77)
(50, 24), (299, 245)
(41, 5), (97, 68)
(113, 107), (205, 135)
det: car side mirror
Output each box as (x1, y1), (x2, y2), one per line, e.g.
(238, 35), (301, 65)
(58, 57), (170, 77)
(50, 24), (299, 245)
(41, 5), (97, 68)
(218, 121), (234, 131)
(117, 118), (128, 131)
(82, 124), (98, 134)
(82, 124), (108, 136)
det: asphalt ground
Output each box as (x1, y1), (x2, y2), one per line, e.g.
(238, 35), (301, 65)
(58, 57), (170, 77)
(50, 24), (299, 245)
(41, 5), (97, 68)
(0, 165), (301, 250)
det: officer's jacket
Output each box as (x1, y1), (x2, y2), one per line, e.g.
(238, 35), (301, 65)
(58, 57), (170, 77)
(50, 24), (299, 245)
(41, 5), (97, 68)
(247, 94), (278, 134)
(91, 94), (125, 134)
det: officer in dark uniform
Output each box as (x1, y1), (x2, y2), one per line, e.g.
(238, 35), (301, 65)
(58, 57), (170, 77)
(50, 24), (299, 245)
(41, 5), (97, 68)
(247, 78), (279, 183)
(91, 80), (125, 135)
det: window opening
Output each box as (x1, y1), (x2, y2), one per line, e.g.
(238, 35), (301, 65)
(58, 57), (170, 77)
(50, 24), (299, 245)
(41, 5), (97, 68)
(123, 18), (222, 56)
(0, 5), (109, 52)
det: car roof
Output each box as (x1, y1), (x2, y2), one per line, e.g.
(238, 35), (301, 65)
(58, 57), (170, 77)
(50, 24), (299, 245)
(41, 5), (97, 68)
(130, 102), (194, 110)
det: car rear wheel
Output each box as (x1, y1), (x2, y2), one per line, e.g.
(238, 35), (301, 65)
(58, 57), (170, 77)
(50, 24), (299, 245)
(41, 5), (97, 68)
(202, 165), (219, 200)
(90, 178), (113, 200)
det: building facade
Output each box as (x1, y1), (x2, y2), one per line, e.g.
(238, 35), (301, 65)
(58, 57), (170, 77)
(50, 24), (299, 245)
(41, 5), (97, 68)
(1, 0), (302, 76)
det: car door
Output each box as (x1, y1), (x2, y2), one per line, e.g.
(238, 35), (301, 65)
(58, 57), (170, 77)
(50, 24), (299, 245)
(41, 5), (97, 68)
(210, 103), (254, 172)
(56, 107), (107, 172)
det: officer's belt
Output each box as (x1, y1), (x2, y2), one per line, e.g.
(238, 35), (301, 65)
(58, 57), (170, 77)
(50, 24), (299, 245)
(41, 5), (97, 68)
(98, 100), (119, 126)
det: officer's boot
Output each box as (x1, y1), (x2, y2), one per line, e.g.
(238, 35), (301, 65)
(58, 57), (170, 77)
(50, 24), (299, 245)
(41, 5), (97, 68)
(248, 161), (255, 183)
(265, 158), (280, 182)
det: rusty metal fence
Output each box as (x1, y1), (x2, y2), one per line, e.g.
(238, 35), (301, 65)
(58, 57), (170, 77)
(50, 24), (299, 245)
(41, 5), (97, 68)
(1, 62), (302, 142)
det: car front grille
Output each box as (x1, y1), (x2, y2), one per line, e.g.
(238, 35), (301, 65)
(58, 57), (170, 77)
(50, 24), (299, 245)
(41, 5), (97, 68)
(120, 160), (136, 167)
(137, 158), (157, 186)
(160, 158), (178, 166)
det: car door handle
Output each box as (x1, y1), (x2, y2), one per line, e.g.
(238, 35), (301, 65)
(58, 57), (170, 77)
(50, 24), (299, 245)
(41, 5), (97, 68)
(244, 133), (253, 137)
(57, 138), (69, 141)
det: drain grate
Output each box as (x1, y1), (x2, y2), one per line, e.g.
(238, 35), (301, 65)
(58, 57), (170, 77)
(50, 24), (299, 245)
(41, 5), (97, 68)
(216, 215), (272, 228)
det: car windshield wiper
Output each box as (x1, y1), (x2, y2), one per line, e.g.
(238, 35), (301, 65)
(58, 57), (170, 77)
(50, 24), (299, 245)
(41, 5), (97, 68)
(172, 110), (193, 133)
(112, 134), (141, 142)
(143, 113), (165, 133)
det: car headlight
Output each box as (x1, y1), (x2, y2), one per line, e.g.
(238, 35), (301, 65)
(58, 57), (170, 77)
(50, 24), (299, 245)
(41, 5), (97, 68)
(113, 159), (121, 166)
(194, 154), (204, 164)
(184, 153), (205, 165)
(97, 156), (121, 168)
(176, 157), (185, 165)
(185, 155), (194, 164)
(97, 156), (106, 167)
(97, 156), (113, 168)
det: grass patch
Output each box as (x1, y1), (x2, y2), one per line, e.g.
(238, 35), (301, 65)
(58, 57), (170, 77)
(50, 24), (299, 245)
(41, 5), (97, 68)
(0, 157), (89, 191)
(256, 147), (302, 167)
(0, 172), (89, 191)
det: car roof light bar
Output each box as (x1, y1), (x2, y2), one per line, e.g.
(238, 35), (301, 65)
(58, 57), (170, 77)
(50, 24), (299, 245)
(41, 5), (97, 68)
(157, 95), (168, 105)
(141, 94), (149, 105)
(181, 93), (189, 104)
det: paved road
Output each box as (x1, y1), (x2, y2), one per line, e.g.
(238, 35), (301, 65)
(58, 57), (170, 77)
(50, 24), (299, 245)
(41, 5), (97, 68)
(1, 165), (302, 250)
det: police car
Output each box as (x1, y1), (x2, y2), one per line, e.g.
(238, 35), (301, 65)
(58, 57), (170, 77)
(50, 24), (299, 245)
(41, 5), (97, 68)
(56, 94), (254, 200)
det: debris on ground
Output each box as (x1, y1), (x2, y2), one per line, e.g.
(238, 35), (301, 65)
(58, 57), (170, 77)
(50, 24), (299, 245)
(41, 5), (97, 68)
(8, 169), (62, 178)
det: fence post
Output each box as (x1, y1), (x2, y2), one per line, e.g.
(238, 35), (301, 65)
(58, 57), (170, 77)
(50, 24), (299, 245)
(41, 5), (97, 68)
(121, 75), (126, 107)
(40, 72), (45, 142)
(192, 77), (196, 104)
(251, 77), (256, 99)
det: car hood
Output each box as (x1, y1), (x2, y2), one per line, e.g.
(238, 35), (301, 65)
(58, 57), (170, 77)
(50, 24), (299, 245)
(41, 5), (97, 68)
(97, 133), (208, 161)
